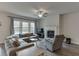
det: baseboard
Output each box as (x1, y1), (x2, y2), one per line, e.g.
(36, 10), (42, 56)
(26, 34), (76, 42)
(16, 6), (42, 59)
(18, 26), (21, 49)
(71, 41), (79, 45)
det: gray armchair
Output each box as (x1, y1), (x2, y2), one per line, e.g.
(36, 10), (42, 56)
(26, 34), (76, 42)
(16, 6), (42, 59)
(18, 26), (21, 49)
(46, 35), (65, 52)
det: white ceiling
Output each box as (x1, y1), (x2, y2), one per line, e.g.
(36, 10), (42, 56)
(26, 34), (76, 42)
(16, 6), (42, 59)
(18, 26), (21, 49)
(0, 2), (79, 17)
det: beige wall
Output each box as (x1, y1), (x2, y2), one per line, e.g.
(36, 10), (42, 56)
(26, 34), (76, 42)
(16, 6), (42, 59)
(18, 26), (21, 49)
(0, 12), (11, 43)
(61, 12), (79, 45)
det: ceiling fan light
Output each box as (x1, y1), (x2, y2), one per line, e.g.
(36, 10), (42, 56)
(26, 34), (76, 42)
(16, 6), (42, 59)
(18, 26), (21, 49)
(38, 14), (43, 18)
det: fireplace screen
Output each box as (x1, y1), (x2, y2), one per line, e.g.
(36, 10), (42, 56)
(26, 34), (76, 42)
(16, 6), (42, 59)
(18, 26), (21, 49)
(47, 30), (54, 38)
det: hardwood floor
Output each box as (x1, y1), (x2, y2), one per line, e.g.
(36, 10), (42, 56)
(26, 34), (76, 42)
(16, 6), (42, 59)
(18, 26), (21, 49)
(0, 43), (79, 56)
(54, 43), (79, 56)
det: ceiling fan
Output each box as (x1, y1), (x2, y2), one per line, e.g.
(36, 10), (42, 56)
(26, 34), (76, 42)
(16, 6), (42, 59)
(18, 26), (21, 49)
(32, 8), (49, 18)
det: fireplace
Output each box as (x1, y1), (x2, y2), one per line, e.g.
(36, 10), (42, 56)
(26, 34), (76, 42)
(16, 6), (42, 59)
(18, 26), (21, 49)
(47, 30), (54, 38)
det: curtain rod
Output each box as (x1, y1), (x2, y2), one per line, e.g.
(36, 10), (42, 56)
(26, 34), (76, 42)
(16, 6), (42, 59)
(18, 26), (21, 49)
(8, 16), (40, 21)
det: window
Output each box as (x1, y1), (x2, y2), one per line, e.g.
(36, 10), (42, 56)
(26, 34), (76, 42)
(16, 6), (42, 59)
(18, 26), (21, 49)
(13, 19), (35, 34)
(22, 22), (29, 33)
(30, 22), (35, 33)
(14, 21), (20, 34)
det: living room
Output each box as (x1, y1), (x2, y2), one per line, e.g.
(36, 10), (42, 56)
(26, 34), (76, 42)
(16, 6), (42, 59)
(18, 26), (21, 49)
(0, 2), (79, 56)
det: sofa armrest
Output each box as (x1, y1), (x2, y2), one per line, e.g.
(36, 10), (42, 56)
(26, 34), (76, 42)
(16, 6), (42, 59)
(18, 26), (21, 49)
(9, 43), (34, 56)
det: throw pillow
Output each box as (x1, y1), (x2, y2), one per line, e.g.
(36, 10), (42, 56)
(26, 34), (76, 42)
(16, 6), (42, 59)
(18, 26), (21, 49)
(12, 38), (20, 47)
